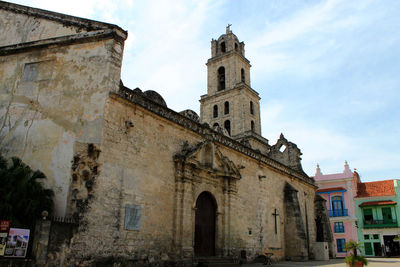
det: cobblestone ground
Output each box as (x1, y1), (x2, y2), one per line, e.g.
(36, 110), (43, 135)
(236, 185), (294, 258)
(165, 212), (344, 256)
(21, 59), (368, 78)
(241, 257), (400, 267)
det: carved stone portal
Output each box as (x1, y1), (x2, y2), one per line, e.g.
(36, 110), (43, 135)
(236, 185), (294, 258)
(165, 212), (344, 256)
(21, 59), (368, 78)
(173, 140), (241, 258)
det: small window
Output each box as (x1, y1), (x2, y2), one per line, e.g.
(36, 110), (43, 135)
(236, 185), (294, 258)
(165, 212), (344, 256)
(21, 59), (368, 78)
(334, 222), (345, 233)
(279, 144), (286, 152)
(364, 235), (370, 240)
(224, 120), (231, 135)
(213, 105), (218, 118)
(241, 68), (245, 83)
(336, 239), (346, 253)
(218, 67), (226, 91)
(373, 234), (379, 239)
(224, 101), (229, 115)
(250, 101), (254, 115)
(221, 42), (226, 53)
(251, 120), (255, 132)
(235, 43), (238, 51)
(363, 208), (373, 223)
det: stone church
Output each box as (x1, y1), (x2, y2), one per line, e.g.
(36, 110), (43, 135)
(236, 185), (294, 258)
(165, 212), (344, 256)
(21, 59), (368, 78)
(0, 1), (332, 265)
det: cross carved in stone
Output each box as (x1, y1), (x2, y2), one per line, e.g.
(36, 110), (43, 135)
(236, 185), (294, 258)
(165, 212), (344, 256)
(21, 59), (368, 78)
(272, 208), (279, 234)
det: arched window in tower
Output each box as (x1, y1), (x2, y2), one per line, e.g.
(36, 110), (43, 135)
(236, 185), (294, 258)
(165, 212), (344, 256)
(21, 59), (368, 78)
(213, 105), (218, 118)
(250, 101), (254, 115)
(221, 42), (226, 53)
(224, 101), (229, 115)
(218, 67), (225, 91)
(241, 68), (245, 83)
(235, 43), (238, 51)
(251, 120), (255, 132)
(224, 120), (231, 135)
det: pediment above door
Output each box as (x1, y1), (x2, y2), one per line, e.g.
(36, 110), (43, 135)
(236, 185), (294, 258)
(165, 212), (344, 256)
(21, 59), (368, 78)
(174, 141), (241, 180)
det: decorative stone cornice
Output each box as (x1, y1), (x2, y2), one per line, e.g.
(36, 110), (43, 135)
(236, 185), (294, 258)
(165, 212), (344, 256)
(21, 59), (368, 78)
(0, 1), (127, 35)
(206, 50), (250, 65)
(113, 86), (315, 187)
(0, 29), (126, 56)
(199, 83), (260, 101)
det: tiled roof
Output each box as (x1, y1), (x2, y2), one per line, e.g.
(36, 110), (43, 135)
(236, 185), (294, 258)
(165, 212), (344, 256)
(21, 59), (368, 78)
(356, 180), (395, 197)
(359, 200), (397, 207)
(317, 187), (346, 193)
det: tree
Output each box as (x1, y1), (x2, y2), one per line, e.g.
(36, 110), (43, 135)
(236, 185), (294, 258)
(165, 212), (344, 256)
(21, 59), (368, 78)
(344, 240), (368, 266)
(0, 155), (54, 228)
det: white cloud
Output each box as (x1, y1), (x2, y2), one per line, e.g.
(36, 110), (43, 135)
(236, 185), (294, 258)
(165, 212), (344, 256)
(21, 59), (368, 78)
(10, 0), (400, 180)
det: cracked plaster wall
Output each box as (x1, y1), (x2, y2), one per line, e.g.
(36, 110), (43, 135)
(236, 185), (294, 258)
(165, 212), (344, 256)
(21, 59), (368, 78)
(0, 8), (83, 47)
(0, 33), (124, 216)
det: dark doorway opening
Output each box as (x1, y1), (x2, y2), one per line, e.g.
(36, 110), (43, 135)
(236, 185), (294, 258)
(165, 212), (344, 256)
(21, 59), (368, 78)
(194, 192), (217, 257)
(384, 235), (400, 256)
(373, 242), (382, 256)
(224, 120), (231, 135)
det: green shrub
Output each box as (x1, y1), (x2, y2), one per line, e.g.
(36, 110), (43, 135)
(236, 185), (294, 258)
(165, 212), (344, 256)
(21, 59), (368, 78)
(0, 155), (54, 228)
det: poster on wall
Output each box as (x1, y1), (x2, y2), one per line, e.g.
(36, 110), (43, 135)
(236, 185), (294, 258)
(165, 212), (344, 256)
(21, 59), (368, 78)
(0, 220), (11, 256)
(4, 228), (30, 258)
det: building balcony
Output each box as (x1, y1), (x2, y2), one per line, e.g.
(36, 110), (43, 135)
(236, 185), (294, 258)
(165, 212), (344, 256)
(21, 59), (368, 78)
(329, 209), (348, 217)
(363, 219), (398, 228)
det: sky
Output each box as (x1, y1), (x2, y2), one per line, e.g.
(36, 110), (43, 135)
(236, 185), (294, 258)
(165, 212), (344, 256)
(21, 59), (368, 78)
(9, 0), (400, 182)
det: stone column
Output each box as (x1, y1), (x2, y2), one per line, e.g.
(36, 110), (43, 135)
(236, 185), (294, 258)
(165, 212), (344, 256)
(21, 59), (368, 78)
(32, 218), (51, 265)
(173, 161), (184, 257)
(180, 168), (195, 258)
(227, 178), (238, 257)
(221, 178), (229, 256)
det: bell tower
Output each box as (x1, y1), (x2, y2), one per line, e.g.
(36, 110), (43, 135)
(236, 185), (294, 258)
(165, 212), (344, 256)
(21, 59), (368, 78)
(200, 25), (261, 138)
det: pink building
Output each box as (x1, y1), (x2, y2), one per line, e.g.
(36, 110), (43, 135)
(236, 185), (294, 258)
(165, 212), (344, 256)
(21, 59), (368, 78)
(313, 161), (360, 257)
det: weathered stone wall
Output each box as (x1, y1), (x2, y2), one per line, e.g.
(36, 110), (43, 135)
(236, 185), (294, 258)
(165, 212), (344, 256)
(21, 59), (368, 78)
(0, 34), (124, 216)
(0, 8), (79, 47)
(314, 195), (335, 258)
(68, 94), (205, 263)
(0, 1), (123, 47)
(67, 90), (317, 264)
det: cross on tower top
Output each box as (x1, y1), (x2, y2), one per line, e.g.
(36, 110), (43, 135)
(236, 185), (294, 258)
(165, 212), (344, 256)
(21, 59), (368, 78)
(226, 24), (232, 34)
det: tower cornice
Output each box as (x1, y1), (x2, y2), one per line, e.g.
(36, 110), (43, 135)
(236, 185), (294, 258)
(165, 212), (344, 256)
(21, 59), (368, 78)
(206, 50), (250, 66)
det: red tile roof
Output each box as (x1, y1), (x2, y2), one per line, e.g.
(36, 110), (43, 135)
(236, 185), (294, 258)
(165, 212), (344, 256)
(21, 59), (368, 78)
(359, 200), (397, 207)
(356, 180), (395, 197)
(317, 187), (346, 193)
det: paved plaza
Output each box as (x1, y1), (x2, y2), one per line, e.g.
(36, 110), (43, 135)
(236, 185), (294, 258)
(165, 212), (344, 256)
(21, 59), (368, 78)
(242, 257), (400, 267)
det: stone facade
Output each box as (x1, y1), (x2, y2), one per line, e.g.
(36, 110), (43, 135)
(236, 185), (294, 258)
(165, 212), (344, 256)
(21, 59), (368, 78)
(0, 2), (333, 265)
(0, 1), (126, 217)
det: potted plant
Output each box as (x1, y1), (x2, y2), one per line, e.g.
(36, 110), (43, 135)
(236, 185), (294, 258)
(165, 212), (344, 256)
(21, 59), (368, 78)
(344, 240), (368, 267)
(394, 234), (400, 241)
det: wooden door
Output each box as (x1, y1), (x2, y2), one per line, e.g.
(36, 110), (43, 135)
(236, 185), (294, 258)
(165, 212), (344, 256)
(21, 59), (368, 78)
(194, 192), (216, 257)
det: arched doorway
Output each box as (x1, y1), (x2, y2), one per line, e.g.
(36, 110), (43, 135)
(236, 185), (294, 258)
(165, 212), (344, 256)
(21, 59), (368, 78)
(194, 191), (217, 256)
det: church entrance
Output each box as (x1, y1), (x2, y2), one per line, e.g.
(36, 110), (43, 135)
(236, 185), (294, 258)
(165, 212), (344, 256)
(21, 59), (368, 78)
(194, 191), (216, 257)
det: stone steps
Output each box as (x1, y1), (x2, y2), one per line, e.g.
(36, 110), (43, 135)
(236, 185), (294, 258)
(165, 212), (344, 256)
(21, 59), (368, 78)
(196, 257), (240, 267)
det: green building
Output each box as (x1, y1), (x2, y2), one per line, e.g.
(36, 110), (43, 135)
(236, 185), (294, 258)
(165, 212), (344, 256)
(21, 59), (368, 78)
(355, 179), (400, 256)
